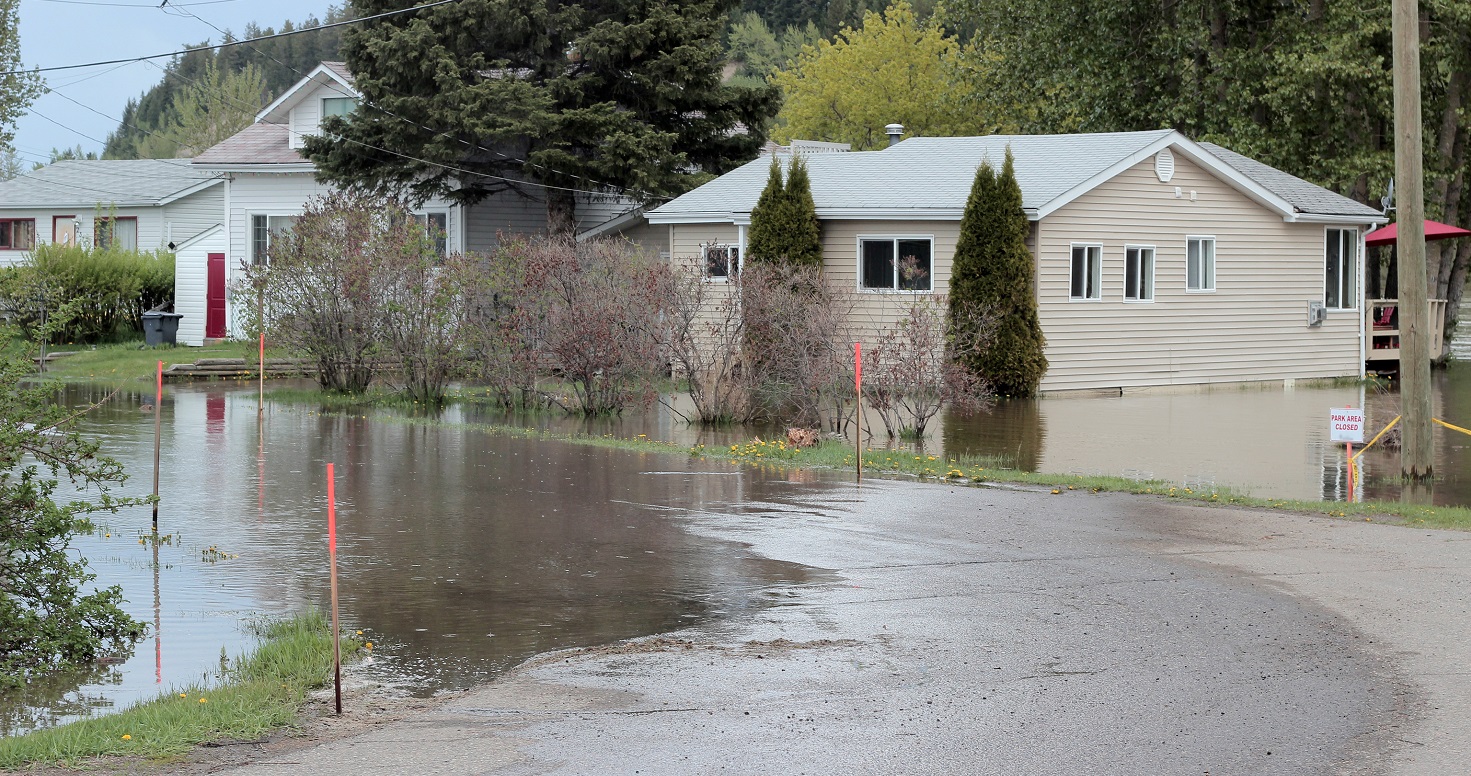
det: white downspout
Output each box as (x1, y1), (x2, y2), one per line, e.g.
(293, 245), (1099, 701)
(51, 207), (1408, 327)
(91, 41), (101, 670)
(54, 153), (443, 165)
(223, 174), (232, 338)
(1358, 227), (1367, 377)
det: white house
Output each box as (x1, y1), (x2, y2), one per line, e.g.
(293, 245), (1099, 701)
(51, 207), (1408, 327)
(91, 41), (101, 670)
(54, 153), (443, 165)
(0, 159), (224, 267)
(188, 61), (652, 344)
(647, 130), (1388, 393)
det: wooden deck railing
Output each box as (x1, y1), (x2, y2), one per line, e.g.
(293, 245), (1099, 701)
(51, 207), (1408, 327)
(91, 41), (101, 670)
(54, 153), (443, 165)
(1365, 298), (1447, 362)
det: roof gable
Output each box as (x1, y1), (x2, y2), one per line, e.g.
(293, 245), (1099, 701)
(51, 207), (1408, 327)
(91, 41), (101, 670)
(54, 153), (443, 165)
(256, 61), (358, 125)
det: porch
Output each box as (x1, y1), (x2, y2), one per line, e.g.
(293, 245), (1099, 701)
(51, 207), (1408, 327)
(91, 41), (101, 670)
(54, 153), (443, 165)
(1365, 298), (1447, 364)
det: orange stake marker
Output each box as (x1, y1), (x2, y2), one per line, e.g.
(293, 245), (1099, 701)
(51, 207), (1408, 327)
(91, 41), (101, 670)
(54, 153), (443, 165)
(327, 462), (342, 715)
(258, 332), (265, 414)
(1346, 442), (1355, 503)
(152, 360), (162, 531)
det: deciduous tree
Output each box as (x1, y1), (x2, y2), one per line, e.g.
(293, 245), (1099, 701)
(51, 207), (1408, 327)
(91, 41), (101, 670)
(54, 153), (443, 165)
(167, 59), (267, 158)
(771, 1), (995, 150)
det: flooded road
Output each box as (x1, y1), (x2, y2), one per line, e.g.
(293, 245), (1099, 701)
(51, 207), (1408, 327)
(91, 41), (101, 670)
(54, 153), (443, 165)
(1, 385), (818, 735)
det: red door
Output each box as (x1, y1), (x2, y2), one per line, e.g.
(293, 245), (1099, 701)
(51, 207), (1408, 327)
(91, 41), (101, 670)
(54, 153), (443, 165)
(206, 253), (226, 339)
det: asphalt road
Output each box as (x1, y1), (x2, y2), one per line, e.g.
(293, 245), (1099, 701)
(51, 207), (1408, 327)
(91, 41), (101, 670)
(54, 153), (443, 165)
(216, 478), (1471, 776)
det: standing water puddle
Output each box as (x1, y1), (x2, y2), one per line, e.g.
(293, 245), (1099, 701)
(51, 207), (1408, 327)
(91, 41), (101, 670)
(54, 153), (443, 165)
(1, 384), (822, 735)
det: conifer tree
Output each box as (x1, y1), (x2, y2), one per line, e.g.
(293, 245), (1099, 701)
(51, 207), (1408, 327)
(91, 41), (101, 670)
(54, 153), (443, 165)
(747, 155), (823, 267)
(783, 155), (823, 268)
(949, 148), (1047, 397)
(746, 156), (787, 265)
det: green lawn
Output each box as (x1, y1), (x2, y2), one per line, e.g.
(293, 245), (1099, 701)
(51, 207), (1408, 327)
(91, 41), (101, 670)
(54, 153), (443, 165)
(27, 340), (274, 383)
(0, 611), (362, 768)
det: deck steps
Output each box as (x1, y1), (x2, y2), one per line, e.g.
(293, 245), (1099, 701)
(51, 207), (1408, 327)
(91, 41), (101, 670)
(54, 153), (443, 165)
(163, 357), (314, 382)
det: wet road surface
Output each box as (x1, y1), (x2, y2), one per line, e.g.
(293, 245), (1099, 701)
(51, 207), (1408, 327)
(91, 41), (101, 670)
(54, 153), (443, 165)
(208, 480), (1446, 776)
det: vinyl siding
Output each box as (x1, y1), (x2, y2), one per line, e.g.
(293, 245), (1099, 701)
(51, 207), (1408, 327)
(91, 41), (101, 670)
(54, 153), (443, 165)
(161, 184), (224, 247)
(174, 225), (225, 346)
(463, 191), (549, 252)
(822, 220), (960, 343)
(223, 172), (461, 336)
(0, 207), (176, 265)
(1034, 154), (1372, 391)
(285, 82), (354, 149)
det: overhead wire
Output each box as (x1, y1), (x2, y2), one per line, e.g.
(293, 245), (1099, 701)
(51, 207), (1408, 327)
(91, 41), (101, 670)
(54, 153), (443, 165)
(1, 0), (465, 76)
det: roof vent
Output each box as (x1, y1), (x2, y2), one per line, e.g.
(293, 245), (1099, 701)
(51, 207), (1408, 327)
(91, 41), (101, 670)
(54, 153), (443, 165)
(1155, 148), (1175, 182)
(885, 123), (905, 147)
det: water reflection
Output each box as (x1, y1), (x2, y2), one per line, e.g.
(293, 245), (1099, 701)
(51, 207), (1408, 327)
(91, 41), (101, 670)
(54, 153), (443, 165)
(2, 385), (816, 735)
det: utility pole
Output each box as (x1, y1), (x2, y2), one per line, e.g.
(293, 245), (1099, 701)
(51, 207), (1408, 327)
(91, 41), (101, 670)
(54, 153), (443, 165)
(1392, 0), (1434, 479)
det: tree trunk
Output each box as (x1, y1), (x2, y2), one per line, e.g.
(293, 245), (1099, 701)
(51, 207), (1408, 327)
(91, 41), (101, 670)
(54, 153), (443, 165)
(545, 188), (577, 237)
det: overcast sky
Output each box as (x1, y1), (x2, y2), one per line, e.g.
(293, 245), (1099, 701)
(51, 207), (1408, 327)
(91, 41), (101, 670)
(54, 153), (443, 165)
(15, 0), (337, 165)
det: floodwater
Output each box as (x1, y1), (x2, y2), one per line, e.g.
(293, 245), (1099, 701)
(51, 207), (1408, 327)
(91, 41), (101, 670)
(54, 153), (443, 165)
(1, 385), (821, 735)
(4, 363), (1469, 735)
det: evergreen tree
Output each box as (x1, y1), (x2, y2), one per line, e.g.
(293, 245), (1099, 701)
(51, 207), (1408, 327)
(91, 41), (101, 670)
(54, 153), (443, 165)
(783, 155), (822, 267)
(746, 155), (823, 267)
(304, 0), (777, 235)
(746, 156), (787, 265)
(949, 149), (1046, 397)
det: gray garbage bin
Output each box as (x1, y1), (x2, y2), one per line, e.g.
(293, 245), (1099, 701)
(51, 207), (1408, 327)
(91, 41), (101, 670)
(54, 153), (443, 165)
(141, 312), (183, 347)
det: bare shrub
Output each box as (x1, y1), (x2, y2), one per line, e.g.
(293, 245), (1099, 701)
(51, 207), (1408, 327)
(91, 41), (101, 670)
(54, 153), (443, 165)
(661, 247), (757, 424)
(864, 295), (995, 440)
(379, 246), (479, 405)
(236, 192), (404, 393)
(482, 236), (668, 415)
(741, 263), (856, 431)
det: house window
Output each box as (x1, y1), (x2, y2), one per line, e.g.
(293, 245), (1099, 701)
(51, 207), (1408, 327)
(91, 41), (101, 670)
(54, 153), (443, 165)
(322, 97), (358, 119)
(1187, 236), (1215, 291)
(0, 218), (35, 250)
(703, 243), (739, 280)
(1124, 246), (1155, 302)
(415, 211), (449, 256)
(859, 237), (932, 291)
(94, 217), (136, 251)
(1325, 228), (1358, 310)
(250, 214), (299, 264)
(1069, 244), (1102, 300)
(52, 216), (77, 246)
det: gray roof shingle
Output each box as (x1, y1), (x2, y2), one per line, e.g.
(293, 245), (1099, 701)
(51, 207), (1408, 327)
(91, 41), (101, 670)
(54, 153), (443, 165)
(0, 158), (221, 208)
(192, 123), (305, 166)
(650, 130), (1381, 222)
(320, 61), (354, 85)
(1197, 142), (1383, 218)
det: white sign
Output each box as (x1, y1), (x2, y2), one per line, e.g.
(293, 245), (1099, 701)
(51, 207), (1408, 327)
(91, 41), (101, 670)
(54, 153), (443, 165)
(1330, 407), (1365, 443)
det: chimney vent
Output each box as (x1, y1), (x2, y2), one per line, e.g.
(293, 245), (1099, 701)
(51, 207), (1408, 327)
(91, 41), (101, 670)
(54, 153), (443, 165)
(885, 123), (905, 147)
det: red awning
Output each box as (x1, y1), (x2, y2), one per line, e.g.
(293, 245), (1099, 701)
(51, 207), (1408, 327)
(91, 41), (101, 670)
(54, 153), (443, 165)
(1365, 219), (1471, 246)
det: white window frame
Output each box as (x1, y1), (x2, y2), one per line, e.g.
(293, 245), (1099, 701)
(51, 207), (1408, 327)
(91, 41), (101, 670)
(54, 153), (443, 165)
(1069, 242), (1103, 301)
(321, 96), (358, 121)
(414, 210), (450, 257)
(701, 243), (740, 281)
(249, 212), (300, 265)
(1186, 235), (1216, 292)
(856, 234), (935, 293)
(1124, 244), (1155, 303)
(1324, 227), (1359, 311)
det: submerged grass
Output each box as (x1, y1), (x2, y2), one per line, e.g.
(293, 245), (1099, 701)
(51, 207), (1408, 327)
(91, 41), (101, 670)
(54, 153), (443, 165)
(0, 610), (359, 768)
(294, 402), (1471, 530)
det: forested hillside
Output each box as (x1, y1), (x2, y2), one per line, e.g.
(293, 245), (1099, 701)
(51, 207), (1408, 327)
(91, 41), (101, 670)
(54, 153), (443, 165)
(102, 5), (354, 159)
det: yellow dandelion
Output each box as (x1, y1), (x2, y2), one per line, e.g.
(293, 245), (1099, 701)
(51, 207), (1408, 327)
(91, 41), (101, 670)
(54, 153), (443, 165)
(122, 734), (132, 741)
(198, 697), (207, 704)
(179, 692), (187, 698)
(364, 642), (374, 650)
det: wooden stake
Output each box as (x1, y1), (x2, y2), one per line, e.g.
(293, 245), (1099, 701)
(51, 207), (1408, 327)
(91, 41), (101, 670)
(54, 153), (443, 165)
(327, 462), (342, 715)
(152, 360), (162, 531)
(1393, 0), (1433, 479)
(1346, 442), (1355, 503)
(854, 343), (862, 485)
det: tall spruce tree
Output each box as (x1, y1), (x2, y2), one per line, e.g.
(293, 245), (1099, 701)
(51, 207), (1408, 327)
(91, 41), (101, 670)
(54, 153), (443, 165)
(746, 157), (787, 265)
(949, 149), (1046, 397)
(746, 154), (823, 267)
(303, 0), (778, 235)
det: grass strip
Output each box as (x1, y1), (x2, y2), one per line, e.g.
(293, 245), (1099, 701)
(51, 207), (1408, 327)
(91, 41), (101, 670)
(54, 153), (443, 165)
(19, 339), (268, 383)
(0, 610), (360, 768)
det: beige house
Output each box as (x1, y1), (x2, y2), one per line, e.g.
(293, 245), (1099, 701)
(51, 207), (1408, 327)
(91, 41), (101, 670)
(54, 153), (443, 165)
(646, 129), (1387, 393)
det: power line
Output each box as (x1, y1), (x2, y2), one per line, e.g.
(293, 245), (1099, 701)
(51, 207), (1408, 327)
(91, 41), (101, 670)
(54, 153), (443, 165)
(2, 0), (463, 76)
(39, 0), (237, 7)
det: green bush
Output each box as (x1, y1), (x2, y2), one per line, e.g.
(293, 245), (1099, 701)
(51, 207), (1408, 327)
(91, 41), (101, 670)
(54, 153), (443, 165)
(0, 244), (175, 344)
